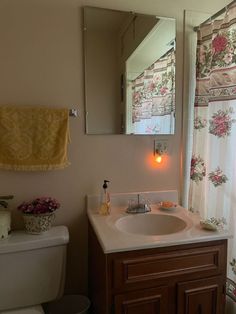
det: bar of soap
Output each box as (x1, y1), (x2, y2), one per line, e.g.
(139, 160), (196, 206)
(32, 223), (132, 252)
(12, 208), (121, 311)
(0, 210), (11, 239)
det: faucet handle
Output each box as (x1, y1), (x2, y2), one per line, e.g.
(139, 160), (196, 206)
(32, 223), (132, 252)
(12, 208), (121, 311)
(139, 196), (150, 206)
(126, 197), (151, 214)
(144, 203), (151, 212)
(128, 199), (136, 208)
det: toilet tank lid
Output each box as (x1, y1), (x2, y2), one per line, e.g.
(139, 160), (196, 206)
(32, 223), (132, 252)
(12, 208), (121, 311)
(0, 226), (69, 254)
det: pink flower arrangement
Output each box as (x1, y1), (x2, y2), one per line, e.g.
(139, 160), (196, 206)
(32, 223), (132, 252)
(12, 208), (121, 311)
(160, 86), (168, 95)
(17, 197), (60, 214)
(208, 167), (228, 187)
(147, 82), (156, 92)
(209, 108), (235, 138)
(212, 35), (228, 54)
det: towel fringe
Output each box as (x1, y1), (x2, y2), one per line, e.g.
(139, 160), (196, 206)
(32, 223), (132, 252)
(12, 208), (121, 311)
(0, 162), (71, 171)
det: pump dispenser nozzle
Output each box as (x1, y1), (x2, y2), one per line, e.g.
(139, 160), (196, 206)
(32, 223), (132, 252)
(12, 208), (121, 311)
(99, 180), (111, 215)
(103, 180), (110, 189)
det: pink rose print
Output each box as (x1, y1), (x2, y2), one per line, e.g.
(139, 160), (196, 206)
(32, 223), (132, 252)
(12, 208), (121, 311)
(209, 108), (236, 138)
(160, 86), (168, 95)
(212, 35), (228, 54)
(147, 82), (156, 92)
(208, 167), (228, 187)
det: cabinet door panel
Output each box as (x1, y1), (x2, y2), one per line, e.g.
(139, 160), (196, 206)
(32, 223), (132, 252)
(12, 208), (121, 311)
(114, 286), (168, 314)
(177, 276), (225, 314)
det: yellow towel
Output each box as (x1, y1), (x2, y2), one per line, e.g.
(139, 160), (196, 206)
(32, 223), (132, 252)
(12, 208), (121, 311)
(0, 105), (70, 171)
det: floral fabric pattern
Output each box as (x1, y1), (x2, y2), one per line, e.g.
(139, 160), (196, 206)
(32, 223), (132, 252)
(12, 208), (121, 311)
(209, 107), (236, 138)
(190, 155), (206, 183)
(132, 49), (175, 122)
(226, 278), (236, 301)
(189, 2), (236, 289)
(208, 167), (228, 187)
(231, 258), (236, 275)
(212, 35), (228, 54)
(212, 31), (236, 67)
(194, 116), (207, 130)
(196, 29), (236, 80)
(195, 15), (236, 107)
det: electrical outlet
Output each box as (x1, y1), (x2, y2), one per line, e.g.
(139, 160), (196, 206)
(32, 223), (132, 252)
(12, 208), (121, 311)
(154, 140), (168, 154)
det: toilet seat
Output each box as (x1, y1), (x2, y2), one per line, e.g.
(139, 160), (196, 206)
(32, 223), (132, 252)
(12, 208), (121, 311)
(0, 305), (44, 314)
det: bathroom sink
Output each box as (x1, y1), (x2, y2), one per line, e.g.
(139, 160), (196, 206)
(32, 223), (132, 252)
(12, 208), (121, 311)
(115, 213), (187, 236)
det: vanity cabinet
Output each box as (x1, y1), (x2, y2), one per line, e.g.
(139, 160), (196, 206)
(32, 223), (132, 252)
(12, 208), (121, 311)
(88, 223), (227, 314)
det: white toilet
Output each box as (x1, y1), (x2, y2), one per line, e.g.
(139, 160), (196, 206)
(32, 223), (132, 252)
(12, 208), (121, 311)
(0, 226), (69, 314)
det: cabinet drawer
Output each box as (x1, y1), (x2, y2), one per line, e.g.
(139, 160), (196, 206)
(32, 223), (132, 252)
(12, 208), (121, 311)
(112, 243), (225, 289)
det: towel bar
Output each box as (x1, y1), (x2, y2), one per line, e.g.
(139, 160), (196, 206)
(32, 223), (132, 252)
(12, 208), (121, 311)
(69, 109), (79, 117)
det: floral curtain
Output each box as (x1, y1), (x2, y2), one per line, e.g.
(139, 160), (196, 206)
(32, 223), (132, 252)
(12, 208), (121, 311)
(131, 48), (175, 134)
(189, 3), (236, 285)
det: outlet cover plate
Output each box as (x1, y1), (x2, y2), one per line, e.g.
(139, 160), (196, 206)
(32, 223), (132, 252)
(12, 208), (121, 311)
(154, 140), (168, 154)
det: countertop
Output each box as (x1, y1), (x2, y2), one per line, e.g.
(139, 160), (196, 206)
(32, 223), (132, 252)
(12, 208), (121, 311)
(87, 204), (232, 254)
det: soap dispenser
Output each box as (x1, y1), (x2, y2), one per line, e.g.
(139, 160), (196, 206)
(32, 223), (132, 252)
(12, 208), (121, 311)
(99, 180), (110, 215)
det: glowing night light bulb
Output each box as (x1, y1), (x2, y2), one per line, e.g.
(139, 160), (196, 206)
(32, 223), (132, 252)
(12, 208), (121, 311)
(155, 154), (162, 163)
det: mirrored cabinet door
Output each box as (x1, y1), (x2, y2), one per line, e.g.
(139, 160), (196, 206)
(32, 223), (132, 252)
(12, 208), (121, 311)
(84, 6), (176, 135)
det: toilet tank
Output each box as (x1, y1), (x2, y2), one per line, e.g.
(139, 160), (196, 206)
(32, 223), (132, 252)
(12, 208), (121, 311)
(0, 226), (69, 312)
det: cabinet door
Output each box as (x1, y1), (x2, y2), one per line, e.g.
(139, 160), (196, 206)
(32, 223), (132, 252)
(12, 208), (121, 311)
(177, 276), (225, 314)
(114, 286), (168, 314)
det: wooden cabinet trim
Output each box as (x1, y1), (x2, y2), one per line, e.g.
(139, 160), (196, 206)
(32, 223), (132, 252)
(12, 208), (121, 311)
(112, 244), (225, 289)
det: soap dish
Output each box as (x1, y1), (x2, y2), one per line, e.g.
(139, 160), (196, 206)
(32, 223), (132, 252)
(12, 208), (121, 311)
(158, 201), (177, 211)
(200, 217), (226, 231)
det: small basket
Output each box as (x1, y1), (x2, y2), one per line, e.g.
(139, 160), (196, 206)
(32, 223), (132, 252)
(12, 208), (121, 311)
(23, 212), (55, 234)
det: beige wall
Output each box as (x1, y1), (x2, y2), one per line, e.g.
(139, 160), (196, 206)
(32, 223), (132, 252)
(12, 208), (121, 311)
(0, 0), (230, 294)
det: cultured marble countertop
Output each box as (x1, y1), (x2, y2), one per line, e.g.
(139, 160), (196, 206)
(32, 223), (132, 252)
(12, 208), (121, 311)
(87, 204), (232, 254)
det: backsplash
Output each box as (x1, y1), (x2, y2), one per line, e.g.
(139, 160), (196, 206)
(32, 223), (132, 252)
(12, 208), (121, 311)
(87, 190), (178, 211)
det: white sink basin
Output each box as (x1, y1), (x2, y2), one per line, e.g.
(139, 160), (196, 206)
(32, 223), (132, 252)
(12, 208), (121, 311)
(115, 213), (187, 236)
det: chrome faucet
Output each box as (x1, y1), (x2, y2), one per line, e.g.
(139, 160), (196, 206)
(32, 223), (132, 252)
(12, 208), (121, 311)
(126, 194), (151, 214)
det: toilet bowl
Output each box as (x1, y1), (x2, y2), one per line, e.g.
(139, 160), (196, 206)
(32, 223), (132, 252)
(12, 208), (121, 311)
(0, 226), (69, 313)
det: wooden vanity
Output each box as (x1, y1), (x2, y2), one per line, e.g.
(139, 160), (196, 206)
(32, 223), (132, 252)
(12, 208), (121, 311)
(87, 192), (230, 314)
(88, 223), (227, 314)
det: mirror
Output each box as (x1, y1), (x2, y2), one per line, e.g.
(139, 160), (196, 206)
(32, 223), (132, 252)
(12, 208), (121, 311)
(84, 6), (176, 135)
